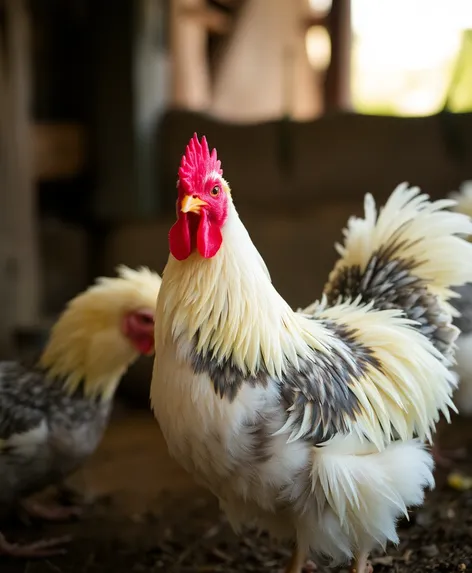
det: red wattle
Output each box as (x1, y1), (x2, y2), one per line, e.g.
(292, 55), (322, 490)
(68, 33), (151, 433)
(197, 210), (223, 258)
(169, 215), (192, 260)
(133, 334), (155, 355)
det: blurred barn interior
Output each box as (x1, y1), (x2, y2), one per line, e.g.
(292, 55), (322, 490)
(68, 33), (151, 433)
(1, 1), (472, 568)
(3, 0), (472, 402)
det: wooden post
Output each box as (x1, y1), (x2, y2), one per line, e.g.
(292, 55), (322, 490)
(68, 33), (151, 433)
(90, 0), (169, 220)
(324, 0), (351, 111)
(170, 0), (212, 110)
(0, 0), (40, 356)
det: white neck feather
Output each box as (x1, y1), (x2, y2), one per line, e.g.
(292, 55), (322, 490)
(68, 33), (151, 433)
(157, 204), (325, 377)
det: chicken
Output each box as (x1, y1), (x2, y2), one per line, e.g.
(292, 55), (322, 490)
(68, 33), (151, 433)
(449, 181), (472, 415)
(0, 265), (161, 558)
(421, 181), (472, 468)
(450, 284), (472, 414)
(150, 134), (472, 573)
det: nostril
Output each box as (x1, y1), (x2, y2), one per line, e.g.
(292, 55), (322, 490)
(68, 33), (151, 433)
(193, 194), (197, 198)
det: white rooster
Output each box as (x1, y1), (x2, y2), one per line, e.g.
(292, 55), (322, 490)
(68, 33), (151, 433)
(151, 134), (472, 572)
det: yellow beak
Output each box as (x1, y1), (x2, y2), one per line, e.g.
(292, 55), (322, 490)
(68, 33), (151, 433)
(181, 195), (208, 214)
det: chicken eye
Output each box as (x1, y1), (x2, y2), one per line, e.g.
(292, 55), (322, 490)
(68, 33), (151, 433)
(210, 185), (220, 197)
(137, 313), (153, 325)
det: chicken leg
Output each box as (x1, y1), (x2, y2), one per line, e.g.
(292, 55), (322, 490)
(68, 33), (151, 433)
(0, 532), (71, 558)
(284, 544), (317, 573)
(350, 552), (373, 573)
(285, 544), (306, 573)
(21, 499), (82, 522)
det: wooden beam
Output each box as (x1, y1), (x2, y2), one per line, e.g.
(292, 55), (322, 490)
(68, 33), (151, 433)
(182, 6), (232, 35)
(90, 0), (168, 220)
(0, 0), (40, 355)
(303, 15), (328, 29)
(324, 0), (351, 111)
(170, 0), (211, 111)
(210, 0), (240, 7)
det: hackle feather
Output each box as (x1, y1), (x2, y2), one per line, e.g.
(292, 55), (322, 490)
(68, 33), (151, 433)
(40, 266), (161, 399)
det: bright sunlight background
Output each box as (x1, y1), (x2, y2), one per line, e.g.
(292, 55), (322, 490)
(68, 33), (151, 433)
(351, 0), (472, 116)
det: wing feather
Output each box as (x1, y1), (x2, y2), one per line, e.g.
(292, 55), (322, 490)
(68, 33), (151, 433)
(0, 362), (49, 454)
(279, 301), (456, 450)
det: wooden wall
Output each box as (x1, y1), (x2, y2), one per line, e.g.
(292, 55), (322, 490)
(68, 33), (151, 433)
(109, 108), (472, 306)
(0, 0), (40, 355)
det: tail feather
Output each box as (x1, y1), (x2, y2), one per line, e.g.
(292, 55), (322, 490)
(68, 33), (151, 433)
(323, 183), (472, 363)
(308, 436), (434, 564)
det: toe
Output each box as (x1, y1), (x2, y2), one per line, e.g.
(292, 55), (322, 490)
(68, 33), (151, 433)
(0, 534), (72, 558)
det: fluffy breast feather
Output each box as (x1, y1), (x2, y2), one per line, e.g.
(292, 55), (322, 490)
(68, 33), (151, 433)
(151, 335), (311, 524)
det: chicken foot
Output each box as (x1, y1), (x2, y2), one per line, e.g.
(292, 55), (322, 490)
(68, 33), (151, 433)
(350, 552), (373, 573)
(0, 532), (71, 558)
(21, 499), (82, 522)
(284, 544), (317, 573)
(284, 544), (305, 573)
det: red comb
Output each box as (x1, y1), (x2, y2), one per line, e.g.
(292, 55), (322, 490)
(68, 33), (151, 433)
(178, 133), (222, 195)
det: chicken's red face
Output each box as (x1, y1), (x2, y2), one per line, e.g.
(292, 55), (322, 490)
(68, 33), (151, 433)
(122, 309), (155, 355)
(169, 134), (229, 261)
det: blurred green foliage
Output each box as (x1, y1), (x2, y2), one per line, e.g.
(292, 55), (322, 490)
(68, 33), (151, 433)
(351, 29), (472, 116)
(447, 30), (472, 112)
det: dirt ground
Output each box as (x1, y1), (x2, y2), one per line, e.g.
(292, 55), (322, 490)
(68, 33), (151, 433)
(2, 405), (472, 573)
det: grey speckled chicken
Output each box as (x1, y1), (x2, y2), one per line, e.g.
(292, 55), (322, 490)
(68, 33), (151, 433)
(449, 183), (472, 418)
(0, 265), (161, 558)
(450, 283), (472, 415)
(452, 284), (472, 335)
(453, 283), (472, 404)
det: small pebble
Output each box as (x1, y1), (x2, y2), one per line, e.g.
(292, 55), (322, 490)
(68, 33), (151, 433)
(194, 497), (209, 508)
(440, 506), (457, 520)
(163, 527), (173, 539)
(416, 512), (433, 527)
(421, 544), (439, 558)
(448, 473), (472, 491)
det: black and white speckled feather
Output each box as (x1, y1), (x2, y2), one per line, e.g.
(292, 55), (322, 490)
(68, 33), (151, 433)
(323, 246), (456, 359)
(451, 284), (472, 334)
(450, 284), (472, 414)
(190, 319), (380, 444)
(446, 181), (472, 414)
(322, 185), (470, 365)
(0, 361), (111, 515)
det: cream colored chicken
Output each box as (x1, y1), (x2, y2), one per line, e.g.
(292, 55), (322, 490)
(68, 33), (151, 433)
(0, 266), (161, 558)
